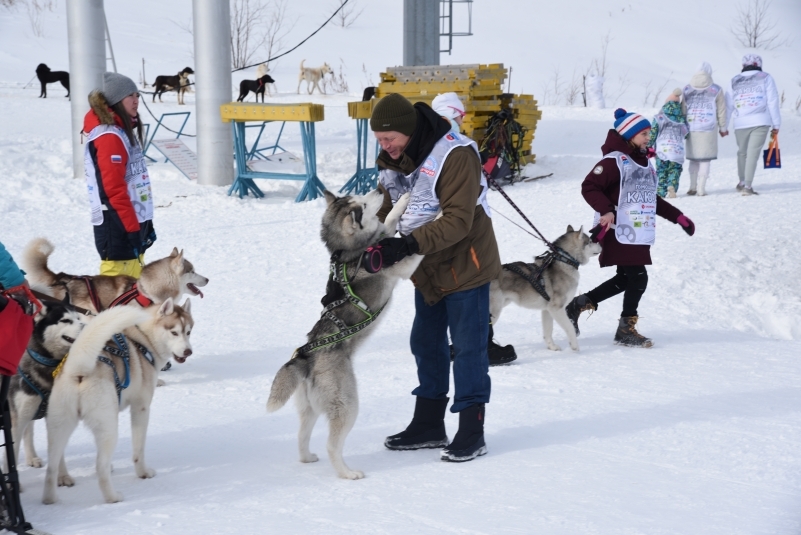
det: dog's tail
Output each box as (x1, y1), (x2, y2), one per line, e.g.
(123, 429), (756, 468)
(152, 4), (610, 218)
(266, 356), (308, 412)
(21, 238), (59, 288)
(61, 306), (152, 379)
(299, 59), (305, 71)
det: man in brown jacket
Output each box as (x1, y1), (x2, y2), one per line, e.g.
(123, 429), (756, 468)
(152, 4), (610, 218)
(366, 93), (501, 462)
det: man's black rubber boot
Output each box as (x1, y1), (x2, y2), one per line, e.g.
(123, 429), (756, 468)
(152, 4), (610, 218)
(385, 397), (449, 450)
(487, 321), (516, 366)
(441, 404), (487, 462)
(566, 294), (597, 336)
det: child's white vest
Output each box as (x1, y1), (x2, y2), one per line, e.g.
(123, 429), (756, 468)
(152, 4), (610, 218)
(378, 131), (490, 235)
(594, 151), (658, 246)
(654, 112), (689, 164)
(731, 72), (769, 121)
(84, 125), (153, 226)
(683, 84), (721, 132)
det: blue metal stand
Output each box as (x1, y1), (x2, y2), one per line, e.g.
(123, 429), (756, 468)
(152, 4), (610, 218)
(143, 112), (192, 163)
(245, 121), (287, 160)
(227, 121), (326, 202)
(339, 118), (380, 195)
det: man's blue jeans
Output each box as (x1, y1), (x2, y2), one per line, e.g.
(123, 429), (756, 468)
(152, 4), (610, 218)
(410, 283), (491, 413)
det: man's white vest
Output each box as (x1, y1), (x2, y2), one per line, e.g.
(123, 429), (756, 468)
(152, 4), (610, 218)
(378, 131), (490, 235)
(731, 72), (769, 121)
(683, 84), (721, 132)
(594, 151), (658, 246)
(654, 112), (689, 164)
(84, 125), (153, 226)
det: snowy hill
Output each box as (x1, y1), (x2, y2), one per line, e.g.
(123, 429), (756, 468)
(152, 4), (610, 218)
(1, 1), (801, 534)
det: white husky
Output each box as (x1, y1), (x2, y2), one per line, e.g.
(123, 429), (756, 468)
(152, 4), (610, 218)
(41, 298), (194, 504)
(296, 59), (332, 94)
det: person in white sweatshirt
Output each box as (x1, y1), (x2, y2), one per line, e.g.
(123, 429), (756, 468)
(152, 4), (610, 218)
(726, 54), (781, 196)
(682, 62), (728, 196)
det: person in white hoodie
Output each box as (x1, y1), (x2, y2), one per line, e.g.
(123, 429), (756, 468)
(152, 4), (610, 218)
(432, 92), (466, 133)
(726, 54), (781, 196)
(682, 62), (728, 196)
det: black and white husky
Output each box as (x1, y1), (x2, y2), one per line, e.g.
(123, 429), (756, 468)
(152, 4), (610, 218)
(8, 303), (87, 471)
(267, 189), (421, 480)
(489, 225), (601, 351)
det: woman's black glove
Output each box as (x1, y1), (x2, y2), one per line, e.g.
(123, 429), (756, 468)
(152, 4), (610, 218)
(127, 231), (143, 259)
(362, 235), (420, 273)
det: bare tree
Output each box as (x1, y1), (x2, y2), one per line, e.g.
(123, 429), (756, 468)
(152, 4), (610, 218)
(261, 0), (295, 69)
(332, 0), (363, 28)
(592, 31), (612, 78)
(650, 72), (674, 108)
(230, 0), (270, 69)
(730, 0), (790, 50)
(564, 70), (583, 106)
(642, 80), (654, 106)
(608, 72), (633, 107)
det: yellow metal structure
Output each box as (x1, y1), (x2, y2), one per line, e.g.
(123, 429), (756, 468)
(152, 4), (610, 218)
(220, 102), (325, 123)
(349, 63), (542, 165)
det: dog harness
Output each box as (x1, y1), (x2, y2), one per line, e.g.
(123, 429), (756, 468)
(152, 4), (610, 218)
(18, 349), (63, 421)
(293, 252), (384, 358)
(108, 283), (153, 308)
(502, 247), (580, 302)
(97, 333), (156, 404)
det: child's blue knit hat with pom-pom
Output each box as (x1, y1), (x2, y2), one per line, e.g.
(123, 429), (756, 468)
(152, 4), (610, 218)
(613, 108), (650, 140)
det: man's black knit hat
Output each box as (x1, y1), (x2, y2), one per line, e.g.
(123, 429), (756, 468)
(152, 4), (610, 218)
(370, 93), (417, 136)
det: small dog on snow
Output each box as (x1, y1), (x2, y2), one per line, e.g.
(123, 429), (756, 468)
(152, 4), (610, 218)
(489, 225), (601, 352)
(267, 190), (421, 480)
(42, 298), (194, 504)
(296, 59), (332, 95)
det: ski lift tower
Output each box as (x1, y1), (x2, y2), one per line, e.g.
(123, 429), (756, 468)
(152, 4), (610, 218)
(402, 0), (473, 67)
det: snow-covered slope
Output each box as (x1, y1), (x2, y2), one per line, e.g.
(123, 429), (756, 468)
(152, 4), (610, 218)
(1, 1), (800, 533)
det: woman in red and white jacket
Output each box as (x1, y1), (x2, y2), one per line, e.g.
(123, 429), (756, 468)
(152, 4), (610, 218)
(83, 72), (155, 277)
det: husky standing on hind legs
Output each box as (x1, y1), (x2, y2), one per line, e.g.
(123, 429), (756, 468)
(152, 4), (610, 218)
(267, 189), (421, 480)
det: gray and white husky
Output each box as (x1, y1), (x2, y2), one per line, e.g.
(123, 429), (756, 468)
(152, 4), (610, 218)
(489, 225), (601, 352)
(267, 189), (421, 480)
(41, 298), (194, 504)
(8, 303), (87, 472)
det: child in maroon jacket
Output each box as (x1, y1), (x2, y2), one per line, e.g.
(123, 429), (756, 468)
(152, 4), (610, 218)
(566, 108), (696, 347)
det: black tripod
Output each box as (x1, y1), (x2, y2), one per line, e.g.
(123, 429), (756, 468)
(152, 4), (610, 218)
(0, 375), (51, 535)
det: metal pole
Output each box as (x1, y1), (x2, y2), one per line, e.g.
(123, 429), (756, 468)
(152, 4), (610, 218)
(104, 11), (117, 73)
(66, 0), (106, 179)
(403, 0), (439, 66)
(192, 0), (234, 187)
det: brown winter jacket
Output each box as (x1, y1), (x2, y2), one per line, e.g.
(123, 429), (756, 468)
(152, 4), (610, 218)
(582, 129), (684, 267)
(377, 146), (501, 305)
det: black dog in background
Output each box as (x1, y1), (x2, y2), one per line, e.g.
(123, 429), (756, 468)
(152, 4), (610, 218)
(35, 63), (70, 98)
(361, 86), (376, 101)
(237, 74), (275, 103)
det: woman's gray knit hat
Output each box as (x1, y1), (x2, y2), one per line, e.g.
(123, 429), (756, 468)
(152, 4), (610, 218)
(103, 72), (138, 106)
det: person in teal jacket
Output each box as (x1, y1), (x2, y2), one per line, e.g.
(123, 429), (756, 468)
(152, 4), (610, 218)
(0, 241), (25, 290)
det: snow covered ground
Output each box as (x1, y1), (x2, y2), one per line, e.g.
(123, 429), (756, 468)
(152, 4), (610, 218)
(2, 1), (801, 534)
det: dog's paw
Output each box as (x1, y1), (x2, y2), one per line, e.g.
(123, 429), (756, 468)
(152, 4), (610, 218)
(546, 342), (562, 351)
(300, 453), (319, 463)
(28, 456), (43, 468)
(104, 491), (124, 504)
(137, 467), (156, 479)
(570, 342), (580, 352)
(156, 379), (166, 387)
(339, 469), (365, 480)
(58, 474), (75, 487)
(42, 492), (58, 505)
